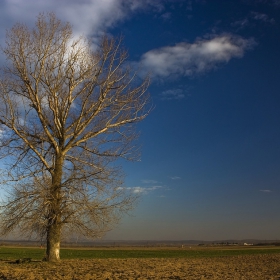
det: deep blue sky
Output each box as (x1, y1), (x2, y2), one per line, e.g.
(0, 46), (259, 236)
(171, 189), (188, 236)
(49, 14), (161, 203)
(1, 0), (280, 241)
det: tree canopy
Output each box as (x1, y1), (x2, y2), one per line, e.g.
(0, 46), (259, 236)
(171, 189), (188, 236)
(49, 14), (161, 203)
(0, 13), (150, 261)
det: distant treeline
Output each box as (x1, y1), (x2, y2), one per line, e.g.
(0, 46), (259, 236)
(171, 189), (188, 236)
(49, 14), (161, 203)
(254, 243), (280, 246)
(198, 242), (239, 246)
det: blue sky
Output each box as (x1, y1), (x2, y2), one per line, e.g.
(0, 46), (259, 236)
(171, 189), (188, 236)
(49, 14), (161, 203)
(1, 0), (280, 241)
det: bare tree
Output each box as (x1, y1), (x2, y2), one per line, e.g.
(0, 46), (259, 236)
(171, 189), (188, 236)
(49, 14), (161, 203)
(0, 13), (149, 262)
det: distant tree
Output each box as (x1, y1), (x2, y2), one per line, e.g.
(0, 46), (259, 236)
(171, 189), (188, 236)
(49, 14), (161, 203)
(0, 13), (150, 262)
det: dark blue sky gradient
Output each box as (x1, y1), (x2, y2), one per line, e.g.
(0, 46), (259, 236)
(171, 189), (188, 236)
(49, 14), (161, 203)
(106, 0), (280, 240)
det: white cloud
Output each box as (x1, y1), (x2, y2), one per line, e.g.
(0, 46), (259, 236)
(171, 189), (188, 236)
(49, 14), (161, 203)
(130, 187), (147, 194)
(0, 0), (166, 45)
(260, 189), (272, 193)
(0, 2), (256, 82)
(160, 89), (185, 100)
(128, 185), (162, 194)
(139, 34), (256, 78)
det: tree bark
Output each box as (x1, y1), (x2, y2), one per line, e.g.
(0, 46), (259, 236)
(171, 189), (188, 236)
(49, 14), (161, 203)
(46, 223), (61, 261)
(45, 154), (63, 262)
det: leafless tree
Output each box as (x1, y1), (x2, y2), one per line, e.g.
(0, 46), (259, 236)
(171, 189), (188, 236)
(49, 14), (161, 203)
(0, 13), (150, 262)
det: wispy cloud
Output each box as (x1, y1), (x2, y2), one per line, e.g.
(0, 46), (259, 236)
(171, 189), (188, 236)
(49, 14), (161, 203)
(232, 11), (274, 30)
(231, 18), (250, 29)
(272, 0), (280, 6)
(0, 0), (167, 44)
(186, 0), (193, 11)
(128, 186), (162, 194)
(250, 11), (275, 24)
(170, 176), (181, 180)
(139, 34), (256, 79)
(160, 12), (172, 20)
(260, 189), (272, 193)
(252, 0), (280, 7)
(141, 179), (158, 184)
(160, 89), (185, 100)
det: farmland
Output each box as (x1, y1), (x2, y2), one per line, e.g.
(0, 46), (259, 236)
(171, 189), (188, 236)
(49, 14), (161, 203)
(0, 246), (280, 279)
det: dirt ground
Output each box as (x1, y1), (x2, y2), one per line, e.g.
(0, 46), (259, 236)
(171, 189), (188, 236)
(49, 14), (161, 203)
(0, 254), (280, 279)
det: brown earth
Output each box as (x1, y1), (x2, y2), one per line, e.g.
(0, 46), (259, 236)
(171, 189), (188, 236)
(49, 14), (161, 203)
(0, 254), (280, 279)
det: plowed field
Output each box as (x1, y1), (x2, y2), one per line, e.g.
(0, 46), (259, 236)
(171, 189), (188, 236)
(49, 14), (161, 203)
(0, 253), (280, 279)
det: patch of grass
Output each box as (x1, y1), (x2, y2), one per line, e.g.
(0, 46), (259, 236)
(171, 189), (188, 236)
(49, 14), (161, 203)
(60, 247), (280, 259)
(0, 246), (280, 260)
(0, 247), (45, 260)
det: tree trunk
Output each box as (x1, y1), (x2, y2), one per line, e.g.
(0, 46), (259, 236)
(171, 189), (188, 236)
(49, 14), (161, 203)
(46, 223), (61, 261)
(45, 154), (63, 262)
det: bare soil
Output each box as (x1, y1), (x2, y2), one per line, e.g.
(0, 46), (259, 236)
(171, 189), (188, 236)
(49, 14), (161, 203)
(0, 254), (280, 279)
